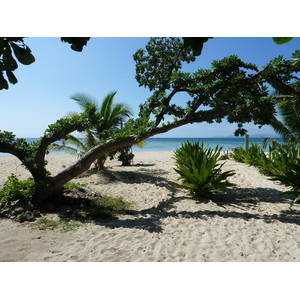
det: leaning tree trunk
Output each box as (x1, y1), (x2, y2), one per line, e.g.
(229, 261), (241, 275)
(33, 121), (191, 205)
(1, 116), (199, 207)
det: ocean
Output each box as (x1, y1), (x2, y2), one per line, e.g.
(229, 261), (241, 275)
(132, 137), (284, 152)
(0, 137), (283, 157)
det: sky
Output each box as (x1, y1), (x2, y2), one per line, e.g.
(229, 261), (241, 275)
(1, 37), (299, 138)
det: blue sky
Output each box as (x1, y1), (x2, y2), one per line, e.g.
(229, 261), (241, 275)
(1, 37), (299, 138)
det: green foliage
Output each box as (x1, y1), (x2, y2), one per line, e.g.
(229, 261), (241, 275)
(50, 92), (134, 169)
(0, 131), (39, 152)
(229, 146), (247, 163)
(182, 37), (212, 56)
(266, 98), (300, 145)
(133, 37), (299, 136)
(0, 173), (130, 222)
(117, 147), (134, 165)
(1, 37), (90, 90)
(230, 143), (269, 168)
(60, 38), (90, 52)
(231, 142), (300, 205)
(261, 143), (300, 204)
(134, 37), (196, 92)
(182, 37), (294, 54)
(173, 142), (235, 198)
(32, 218), (81, 232)
(0, 38), (35, 90)
(272, 37), (293, 45)
(44, 104), (100, 137)
(1, 37), (300, 209)
(0, 174), (35, 212)
(63, 182), (88, 189)
(0, 174), (34, 202)
(49, 134), (90, 156)
(72, 195), (131, 220)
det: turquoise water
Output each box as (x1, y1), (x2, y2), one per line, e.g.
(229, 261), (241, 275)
(0, 137), (283, 156)
(132, 137), (284, 152)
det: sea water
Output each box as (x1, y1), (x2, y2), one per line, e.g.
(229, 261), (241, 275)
(0, 137), (283, 156)
(131, 137), (283, 152)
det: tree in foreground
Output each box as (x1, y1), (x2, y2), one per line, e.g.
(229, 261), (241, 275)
(0, 37), (299, 208)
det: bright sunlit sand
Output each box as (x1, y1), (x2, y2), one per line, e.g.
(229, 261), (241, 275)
(1, 151), (300, 262)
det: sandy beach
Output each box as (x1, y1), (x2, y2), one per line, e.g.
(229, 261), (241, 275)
(1, 151), (300, 262)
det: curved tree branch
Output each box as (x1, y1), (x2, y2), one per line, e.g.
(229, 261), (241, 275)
(0, 141), (27, 161)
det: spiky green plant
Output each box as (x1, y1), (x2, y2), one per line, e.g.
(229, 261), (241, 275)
(244, 143), (267, 166)
(231, 141), (300, 205)
(260, 96), (300, 204)
(261, 142), (300, 204)
(172, 142), (235, 198)
(230, 146), (247, 163)
(230, 143), (269, 169)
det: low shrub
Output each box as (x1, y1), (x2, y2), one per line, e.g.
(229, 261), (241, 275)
(230, 146), (247, 163)
(172, 141), (235, 198)
(231, 142), (300, 205)
(244, 143), (268, 167)
(261, 143), (300, 204)
(0, 174), (35, 211)
(0, 174), (131, 222)
(230, 143), (269, 168)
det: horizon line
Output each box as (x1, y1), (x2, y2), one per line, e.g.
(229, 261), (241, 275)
(21, 135), (282, 139)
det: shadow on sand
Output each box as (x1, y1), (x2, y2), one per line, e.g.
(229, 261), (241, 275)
(59, 164), (300, 233)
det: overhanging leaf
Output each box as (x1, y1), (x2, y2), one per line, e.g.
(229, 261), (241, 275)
(3, 45), (18, 71)
(183, 37), (212, 56)
(11, 43), (35, 65)
(0, 72), (9, 90)
(272, 37), (293, 45)
(6, 70), (18, 84)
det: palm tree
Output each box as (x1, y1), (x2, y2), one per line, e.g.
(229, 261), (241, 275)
(50, 91), (133, 169)
(264, 98), (300, 147)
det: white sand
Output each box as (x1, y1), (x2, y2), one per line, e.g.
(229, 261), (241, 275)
(1, 151), (300, 262)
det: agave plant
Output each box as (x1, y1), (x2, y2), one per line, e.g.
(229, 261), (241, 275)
(230, 143), (269, 171)
(261, 142), (300, 205)
(172, 141), (235, 198)
(229, 146), (247, 163)
(261, 97), (300, 204)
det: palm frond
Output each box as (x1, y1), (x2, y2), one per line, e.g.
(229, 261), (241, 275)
(262, 137), (284, 149)
(65, 90), (133, 169)
(64, 111), (80, 119)
(70, 93), (99, 110)
(48, 143), (82, 156)
(107, 104), (133, 129)
(269, 116), (294, 142)
(83, 130), (98, 149)
(268, 98), (300, 144)
(100, 91), (117, 120)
